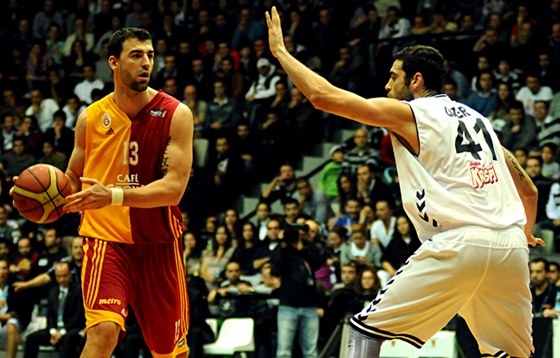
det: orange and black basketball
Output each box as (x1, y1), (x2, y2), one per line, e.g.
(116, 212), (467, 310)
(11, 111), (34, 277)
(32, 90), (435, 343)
(12, 164), (72, 224)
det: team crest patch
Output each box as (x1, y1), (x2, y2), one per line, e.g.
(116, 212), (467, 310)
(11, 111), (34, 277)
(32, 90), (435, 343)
(102, 113), (112, 128)
(149, 109), (167, 117)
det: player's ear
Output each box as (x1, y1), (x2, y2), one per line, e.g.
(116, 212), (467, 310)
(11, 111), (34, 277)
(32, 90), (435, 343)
(108, 55), (118, 70)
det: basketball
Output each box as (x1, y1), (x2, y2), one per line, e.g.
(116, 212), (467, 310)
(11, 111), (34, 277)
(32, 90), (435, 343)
(12, 164), (73, 224)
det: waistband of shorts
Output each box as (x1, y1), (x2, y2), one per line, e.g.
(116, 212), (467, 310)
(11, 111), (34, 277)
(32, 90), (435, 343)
(432, 225), (528, 249)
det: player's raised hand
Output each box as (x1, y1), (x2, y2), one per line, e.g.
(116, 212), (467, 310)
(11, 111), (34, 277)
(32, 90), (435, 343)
(266, 6), (286, 59)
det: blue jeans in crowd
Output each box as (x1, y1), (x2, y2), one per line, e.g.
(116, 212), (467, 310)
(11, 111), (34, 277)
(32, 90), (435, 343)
(276, 305), (319, 358)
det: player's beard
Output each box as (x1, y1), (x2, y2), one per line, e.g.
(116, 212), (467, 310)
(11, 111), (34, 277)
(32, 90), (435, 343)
(120, 69), (149, 92)
(388, 85), (413, 101)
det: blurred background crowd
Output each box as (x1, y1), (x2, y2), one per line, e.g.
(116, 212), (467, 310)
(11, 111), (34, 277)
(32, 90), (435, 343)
(0, 0), (560, 357)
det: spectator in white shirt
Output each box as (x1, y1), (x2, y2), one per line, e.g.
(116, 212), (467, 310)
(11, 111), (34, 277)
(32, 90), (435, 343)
(369, 200), (396, 250)
(73, 65), (105, 105)
(515, 74), (554, 117)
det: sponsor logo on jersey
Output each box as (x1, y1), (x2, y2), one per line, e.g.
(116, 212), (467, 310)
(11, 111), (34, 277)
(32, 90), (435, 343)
(149, 109), (167, 117)
(470, 162), (498, 189)
(98, 298), (122, 305)
(105, 127), (115, 135)
(102, 113), (112, 128)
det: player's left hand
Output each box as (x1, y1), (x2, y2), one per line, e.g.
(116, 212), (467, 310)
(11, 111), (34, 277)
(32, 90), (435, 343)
(63, 177), (112, 213)
(266, 7), (286, 59)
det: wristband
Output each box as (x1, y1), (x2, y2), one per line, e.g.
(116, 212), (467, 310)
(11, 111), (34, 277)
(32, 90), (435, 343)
(111, 187), (124, 206)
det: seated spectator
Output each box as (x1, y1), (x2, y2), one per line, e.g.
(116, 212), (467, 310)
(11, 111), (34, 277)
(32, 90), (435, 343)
(355, 164), (393, 209)
(332, 197), (362, 233)
(0, 206), (21, 245)
(370, 200), (396, 250)
(207, 260), (254, 318)
(322, 262), (362, 337)
(23, 261), (85, 358)
(204, 136), (245, 213)
(488, 82), (516, 131)
(318, 145), (344, 203)
(548, 261), (560, 287)
(73, 65), (104, 105)
(356, 266), (382, 304)
(342, 128), (380, 175)
(0, 258), (20, 358)
(492, 58), (521, 92)
(530, 257), (558, 318)
(340, 224), (381, 269)
(381, 215), (421, 277)
(205, 80), (241, 139)
(260, 163), (297, 205)
(222, 208), (242, 245)
(181, 84), (207, 139)
(500, 101), (538, 151)
(62, 18), (94, 57)
(15, 115), (44, 159)
(245, 57), (281, 127)
(9, 237), (39, 280)
(535, 101), (560, 148)
(251, 218), (283, 272)
(38, 140), (67, 171)
(230, 121), (262, 182)
(200, 225), (235, 289)
(526, 155), (553, 226)
(232, 221), (259, 276)
(1, 137), (37, 180)
(515, 73), (554, 118)
(183, 231), (203, 277)
(282, 198), (301, 226)
(540, 143), (560, 180)
(359, 204), (376, 235)
(43, 110), (75, 158)
(294, 178), (332, 225)
(25, 89), (59, 133)
(254, 202), (272, 241)
(61, 95), (86, 130)
(466, 70), (498, 117)
(326, 226), (348, 282)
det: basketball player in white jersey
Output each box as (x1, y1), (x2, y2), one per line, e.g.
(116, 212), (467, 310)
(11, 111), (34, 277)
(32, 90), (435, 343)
(267, 7), (543, 357)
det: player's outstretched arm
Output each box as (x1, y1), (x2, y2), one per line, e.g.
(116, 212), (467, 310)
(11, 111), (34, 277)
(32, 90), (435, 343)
(502, 147), (543, 247)
(265, 6), (414, 138)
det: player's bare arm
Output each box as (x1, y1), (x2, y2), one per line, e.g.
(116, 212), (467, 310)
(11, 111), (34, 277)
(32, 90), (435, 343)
(64, 103), (193, 212)
(266, 6), (417, 147)
(65, 109), (87, 194)
(502, 147), (543, 247)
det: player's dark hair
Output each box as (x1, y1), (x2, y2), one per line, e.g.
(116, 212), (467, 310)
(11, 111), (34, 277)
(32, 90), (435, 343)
(108, 27), (152, 58)
(394, 45), (445, 93)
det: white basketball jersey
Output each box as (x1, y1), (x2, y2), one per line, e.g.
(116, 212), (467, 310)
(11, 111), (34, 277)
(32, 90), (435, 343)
(392, 95), (526, 241)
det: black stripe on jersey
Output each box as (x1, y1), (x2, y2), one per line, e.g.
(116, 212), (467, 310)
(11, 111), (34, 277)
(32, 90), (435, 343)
(349, 316), (424, 348)
(481, 351), (509, 357)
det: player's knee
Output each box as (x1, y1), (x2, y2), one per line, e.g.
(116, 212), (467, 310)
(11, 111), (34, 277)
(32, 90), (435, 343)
(88, 321), (120, 344)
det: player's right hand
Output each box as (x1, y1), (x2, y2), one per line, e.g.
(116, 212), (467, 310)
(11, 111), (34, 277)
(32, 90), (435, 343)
(266, 7), (286, 59)
(527, 234), (545, 247)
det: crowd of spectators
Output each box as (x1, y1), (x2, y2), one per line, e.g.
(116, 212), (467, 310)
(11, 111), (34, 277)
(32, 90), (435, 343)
(0, 0), (560, 357)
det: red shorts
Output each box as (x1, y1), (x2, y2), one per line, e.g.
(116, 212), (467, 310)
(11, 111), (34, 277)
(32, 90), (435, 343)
(82, 237), (189, 357)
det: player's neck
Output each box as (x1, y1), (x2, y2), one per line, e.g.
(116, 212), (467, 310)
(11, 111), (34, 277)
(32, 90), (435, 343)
(112, 86), (157, 118)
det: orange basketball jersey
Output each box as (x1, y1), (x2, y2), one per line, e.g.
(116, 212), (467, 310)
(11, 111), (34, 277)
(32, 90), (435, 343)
(79, 91), (185, 244)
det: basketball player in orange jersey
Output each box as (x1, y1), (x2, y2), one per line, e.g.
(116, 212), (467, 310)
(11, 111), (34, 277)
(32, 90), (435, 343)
(61, 28), (193, 357)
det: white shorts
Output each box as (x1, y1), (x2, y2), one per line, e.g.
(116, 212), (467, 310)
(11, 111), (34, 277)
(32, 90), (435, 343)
(349, 226), (534, 357)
